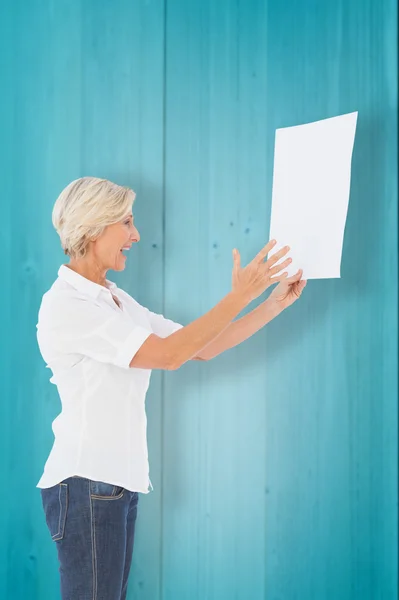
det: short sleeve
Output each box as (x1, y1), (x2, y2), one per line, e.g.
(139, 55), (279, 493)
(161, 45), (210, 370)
(146, 309), (184, 338)
(37, 294), (153, 370)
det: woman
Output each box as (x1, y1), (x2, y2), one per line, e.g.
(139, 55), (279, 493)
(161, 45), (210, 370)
(37, 176), (306, 600)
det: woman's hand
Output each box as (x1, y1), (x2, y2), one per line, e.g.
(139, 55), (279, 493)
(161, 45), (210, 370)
(268, 269), (307, 310)
(232, 240), (292, 303)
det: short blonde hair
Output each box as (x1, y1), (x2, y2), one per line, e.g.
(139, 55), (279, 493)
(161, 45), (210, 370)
(52, 177), (135, 258)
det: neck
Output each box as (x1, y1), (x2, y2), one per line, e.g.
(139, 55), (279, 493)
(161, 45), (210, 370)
(67, 257), (108, 288)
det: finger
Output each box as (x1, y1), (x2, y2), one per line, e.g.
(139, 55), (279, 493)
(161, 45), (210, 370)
(294, 279), (307, 296)
(269, 257), (292, 276)
(253, 239), (277, 264)
(286, 269), (303, 283)
(270, 271), (288, 283)
(266, 245), (291, 267)
(232, 248), (241, 270)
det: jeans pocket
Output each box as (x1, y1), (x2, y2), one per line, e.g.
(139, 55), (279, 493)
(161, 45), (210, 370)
(90, 479), (124, 500)
(41, 483), (69, 541)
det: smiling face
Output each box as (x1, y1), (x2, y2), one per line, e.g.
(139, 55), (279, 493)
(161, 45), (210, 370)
(87, 210), (140, 272)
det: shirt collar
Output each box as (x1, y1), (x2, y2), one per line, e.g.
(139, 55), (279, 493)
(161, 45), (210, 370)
(58, 264), (117, 299)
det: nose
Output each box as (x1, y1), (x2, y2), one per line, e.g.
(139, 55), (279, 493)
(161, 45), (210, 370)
(131, 226), (140, 243)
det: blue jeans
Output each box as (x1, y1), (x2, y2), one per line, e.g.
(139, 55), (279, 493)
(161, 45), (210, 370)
(41, 476), (139, 600)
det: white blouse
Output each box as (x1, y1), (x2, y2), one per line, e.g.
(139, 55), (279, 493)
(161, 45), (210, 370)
(36, 265), (183, 493)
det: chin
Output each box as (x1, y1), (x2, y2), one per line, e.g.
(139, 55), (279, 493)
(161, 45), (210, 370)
(114, 263), (126, 272)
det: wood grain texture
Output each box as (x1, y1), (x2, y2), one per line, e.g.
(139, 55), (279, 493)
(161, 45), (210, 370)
(0, 0), (397, 599)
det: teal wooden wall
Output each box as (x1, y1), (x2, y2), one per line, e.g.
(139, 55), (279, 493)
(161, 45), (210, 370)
(0, 1), (397, 599)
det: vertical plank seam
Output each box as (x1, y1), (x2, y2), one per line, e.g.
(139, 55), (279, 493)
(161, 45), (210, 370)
(160, 0), (168, 598)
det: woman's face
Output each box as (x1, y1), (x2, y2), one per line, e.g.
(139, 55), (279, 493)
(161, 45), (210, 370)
(88, 212), (140, 272)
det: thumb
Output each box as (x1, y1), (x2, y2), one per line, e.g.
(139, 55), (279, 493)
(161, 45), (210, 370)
(299, 279), (307, 291)
(287, 269), (303, 284)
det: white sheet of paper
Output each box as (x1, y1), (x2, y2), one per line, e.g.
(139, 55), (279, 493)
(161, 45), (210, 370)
(269, 111), (358, 280)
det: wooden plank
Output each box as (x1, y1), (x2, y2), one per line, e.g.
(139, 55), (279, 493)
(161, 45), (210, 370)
(0, 0), (165, 598)
(264, 0), (398, 598)
(163, 0), (270, 598)
(75, 2), (167, 598)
